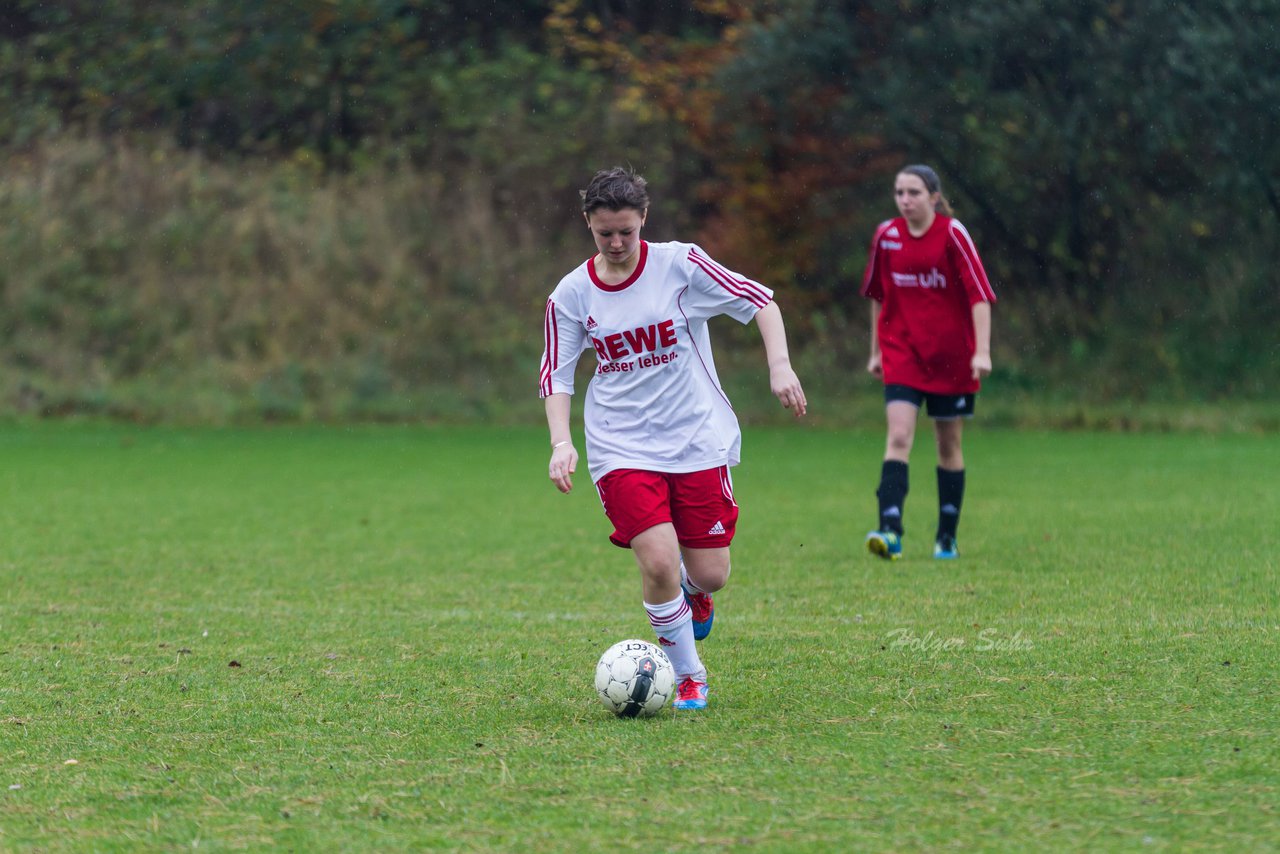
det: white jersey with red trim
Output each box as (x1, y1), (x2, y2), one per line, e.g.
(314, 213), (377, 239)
(540, 240), (772, 483)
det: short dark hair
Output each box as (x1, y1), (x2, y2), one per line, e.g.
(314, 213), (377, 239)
(580, 167), (650, 214)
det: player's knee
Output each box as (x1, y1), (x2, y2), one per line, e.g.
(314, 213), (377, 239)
(935, 433), (963, 465)
(695, 567), (730, 593)
(887, 431), (914, 456)
(686, 555), (730, 592)
(634, 556), (680, 598)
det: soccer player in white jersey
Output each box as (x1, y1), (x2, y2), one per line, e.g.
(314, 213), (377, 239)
(540, 167), (807, 711)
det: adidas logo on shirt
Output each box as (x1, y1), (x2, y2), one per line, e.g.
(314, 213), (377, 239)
(708, 520), (726, 536)
(585, 315), (599, 331)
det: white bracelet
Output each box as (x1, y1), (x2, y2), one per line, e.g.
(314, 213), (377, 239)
(552, 441), (571, 450)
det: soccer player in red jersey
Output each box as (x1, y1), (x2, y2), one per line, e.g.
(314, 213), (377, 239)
(541, 167), (807, 710)
(860, 165), (996, 560)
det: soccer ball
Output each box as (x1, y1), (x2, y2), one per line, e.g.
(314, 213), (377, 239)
(594, 639), (675, 717)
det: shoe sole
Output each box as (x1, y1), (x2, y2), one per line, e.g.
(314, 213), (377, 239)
(673, 694), (709, 711)
(934, 540), (959, 559)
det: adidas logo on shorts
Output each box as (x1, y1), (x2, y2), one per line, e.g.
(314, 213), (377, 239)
(707, 520), (726, 536)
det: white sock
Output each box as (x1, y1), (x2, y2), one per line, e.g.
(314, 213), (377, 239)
(644, 593), (706, 682)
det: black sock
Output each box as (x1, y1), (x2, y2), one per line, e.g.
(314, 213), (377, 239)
(936, 467), (965, 541)
(876, 460), (909, 535)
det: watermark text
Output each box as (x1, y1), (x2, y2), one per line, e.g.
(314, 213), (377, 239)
(884, 627), (1035, 655)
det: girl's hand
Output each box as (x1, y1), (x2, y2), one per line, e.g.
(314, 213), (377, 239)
(548, 443), (578, 493)
(867, 353), (883, 377)
(971, 353), (992, 380)
(771, 365), (807, 417)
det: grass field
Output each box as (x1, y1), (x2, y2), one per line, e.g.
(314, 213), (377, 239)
(1, 422), (1276, 851)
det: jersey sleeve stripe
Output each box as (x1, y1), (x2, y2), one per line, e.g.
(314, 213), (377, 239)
(689, 249), (771, 307)
(539, 299), (558, 397)
(860, 220), (895, 297)
(688, 248), (771, 308)
(948, 221), (997, 302)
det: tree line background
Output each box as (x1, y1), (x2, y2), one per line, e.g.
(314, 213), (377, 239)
(1, 0), (1276, 425)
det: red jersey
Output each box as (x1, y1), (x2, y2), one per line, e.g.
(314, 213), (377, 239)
(860, 215), (996, 393)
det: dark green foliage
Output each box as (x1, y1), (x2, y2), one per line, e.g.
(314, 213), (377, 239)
(1, 1), (1276, 417)
(710, 0), (1279, 398)
(1, 1), (555, 159)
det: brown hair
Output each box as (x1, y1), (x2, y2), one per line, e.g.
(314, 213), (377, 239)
(580, 166), (650, 214)
(900, 164), (953, 216)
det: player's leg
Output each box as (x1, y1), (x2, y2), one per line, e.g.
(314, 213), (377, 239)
(635, 526), (710, 710)
(631, 523), (707, 693)
(596, 470), (708, 696)
(670, 465), (738, 643)
(681, 546), (728, 642)
(678, 545), (724, 708)
(933, 416), (965, 558)
(867, 392), (918, 559)
(631, 522), (683, 602)
(882, 399), (919, 516)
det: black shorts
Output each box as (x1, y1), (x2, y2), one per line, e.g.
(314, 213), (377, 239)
(884, 384), (976, 419)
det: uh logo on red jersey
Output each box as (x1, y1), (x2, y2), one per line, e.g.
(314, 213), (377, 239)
(891, 268), (948, 289)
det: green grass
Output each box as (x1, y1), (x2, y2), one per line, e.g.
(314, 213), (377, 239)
(1, 423), (1276, 851)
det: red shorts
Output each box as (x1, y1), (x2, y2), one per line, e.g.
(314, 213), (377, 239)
(595, 466), (739, 549)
